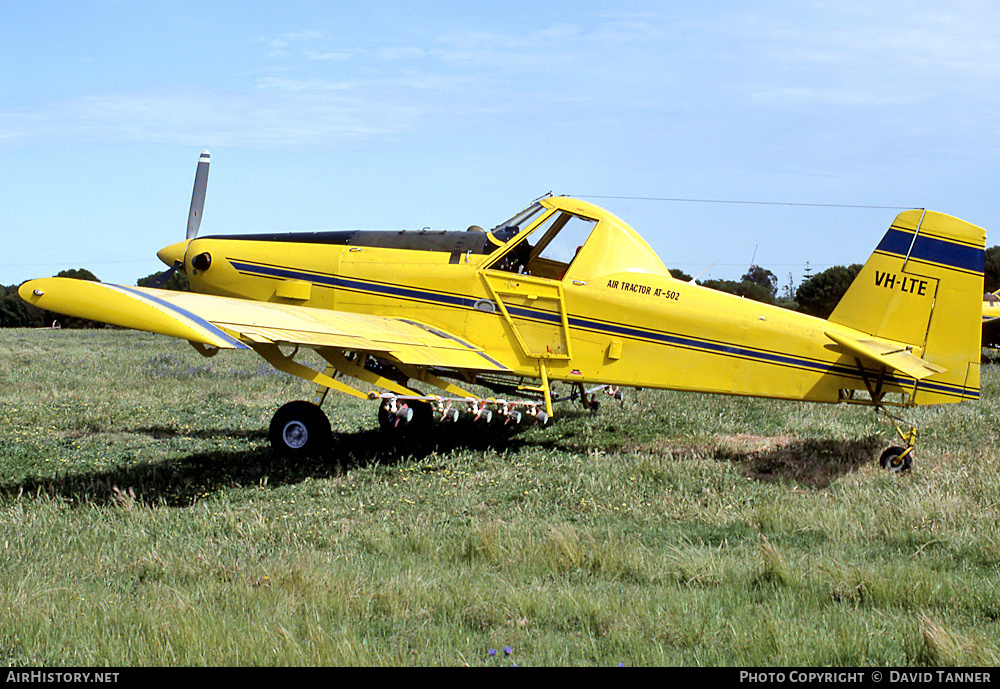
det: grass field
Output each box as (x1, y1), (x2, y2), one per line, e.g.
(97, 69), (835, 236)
(1, 328), (998, 666)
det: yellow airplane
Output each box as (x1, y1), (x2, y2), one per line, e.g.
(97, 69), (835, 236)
(984, 291), (1000, 345)
(19, 152), (987, 472)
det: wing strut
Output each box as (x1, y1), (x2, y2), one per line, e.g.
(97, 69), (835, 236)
(514, 360), (554, 418)
(252, 343), (370, 400)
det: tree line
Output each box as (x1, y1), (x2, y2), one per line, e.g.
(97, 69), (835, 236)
(0, 268), (186, 329)
(3, 248), (999, 328)
(671, 246), (1000, 318)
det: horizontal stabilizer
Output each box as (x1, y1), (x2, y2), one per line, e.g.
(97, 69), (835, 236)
(985, 292), (1000, 324)
(825, 331), (945, 380)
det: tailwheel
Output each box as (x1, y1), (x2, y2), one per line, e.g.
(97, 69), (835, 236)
(874, 404), (917, 473)
(269, 400), (331, 457)
(879, 446), (913, 473)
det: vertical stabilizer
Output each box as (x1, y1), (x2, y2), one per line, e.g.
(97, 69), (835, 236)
(828, 210), (985, 403)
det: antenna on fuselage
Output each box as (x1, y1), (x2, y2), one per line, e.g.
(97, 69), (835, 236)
(690, 262), (717, 284)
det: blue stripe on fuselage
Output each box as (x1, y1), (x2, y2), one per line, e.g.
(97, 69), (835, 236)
(229, 260), (474, 308)
(226, 259), (975, 399)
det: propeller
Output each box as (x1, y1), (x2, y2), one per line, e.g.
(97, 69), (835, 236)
(187, 150), (210, 240)
(146, 150), (210, 289)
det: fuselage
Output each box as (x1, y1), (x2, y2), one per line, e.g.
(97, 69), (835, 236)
(157, 196), (974, 406)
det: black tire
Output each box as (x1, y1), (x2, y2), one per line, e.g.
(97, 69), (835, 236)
(879, 446), (913, 473)
(269, 401), (331, 457)
(377, 401), (398, 432)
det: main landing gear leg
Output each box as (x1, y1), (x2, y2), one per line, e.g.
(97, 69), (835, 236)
(267, 364), (340, 458)
(253, 348), (357, 458)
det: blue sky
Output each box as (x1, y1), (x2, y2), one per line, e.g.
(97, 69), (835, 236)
(2, 1), (999, 289)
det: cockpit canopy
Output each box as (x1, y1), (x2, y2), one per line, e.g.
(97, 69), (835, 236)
(485, 196), (669, 282)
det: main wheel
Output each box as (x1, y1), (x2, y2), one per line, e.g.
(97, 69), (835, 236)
(879, 446), (913, 473)
(269, 401), (331, 457)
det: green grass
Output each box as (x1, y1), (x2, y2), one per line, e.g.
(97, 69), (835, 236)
(1, 328), (999, 666)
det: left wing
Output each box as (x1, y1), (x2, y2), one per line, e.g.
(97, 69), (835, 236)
(19, 278), (508, 372)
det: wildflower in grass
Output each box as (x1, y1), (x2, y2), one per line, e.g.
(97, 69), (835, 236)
(488, 648), (496, 657)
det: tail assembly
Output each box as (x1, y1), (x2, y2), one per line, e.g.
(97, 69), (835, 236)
(828, 209), (985, 405)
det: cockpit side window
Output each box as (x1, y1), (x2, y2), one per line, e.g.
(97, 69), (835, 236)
(487, 210), (598, 280)
(531, 213), (597, 267)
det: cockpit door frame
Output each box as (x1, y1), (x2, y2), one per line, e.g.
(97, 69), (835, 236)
(479, 270), (573, 360)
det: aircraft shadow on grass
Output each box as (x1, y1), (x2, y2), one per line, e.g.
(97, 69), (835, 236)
(1, 422), (878, 507)
(0, 422), (533, 508)
(713, 435), (881, 489)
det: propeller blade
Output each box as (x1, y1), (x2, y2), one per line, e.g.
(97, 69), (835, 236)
(186, 150), (210, 240)
(145, 261), (181, 289)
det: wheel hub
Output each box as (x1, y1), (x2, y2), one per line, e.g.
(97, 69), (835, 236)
(282, 420), (309, 449)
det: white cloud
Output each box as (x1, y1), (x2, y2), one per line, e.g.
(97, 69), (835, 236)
(0, 87), (418, 148)
(305, 50), (353, 61)
(711, 4), (1000, 107)
(3, 5), (999, 158)
(264, 30), (327, 58)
